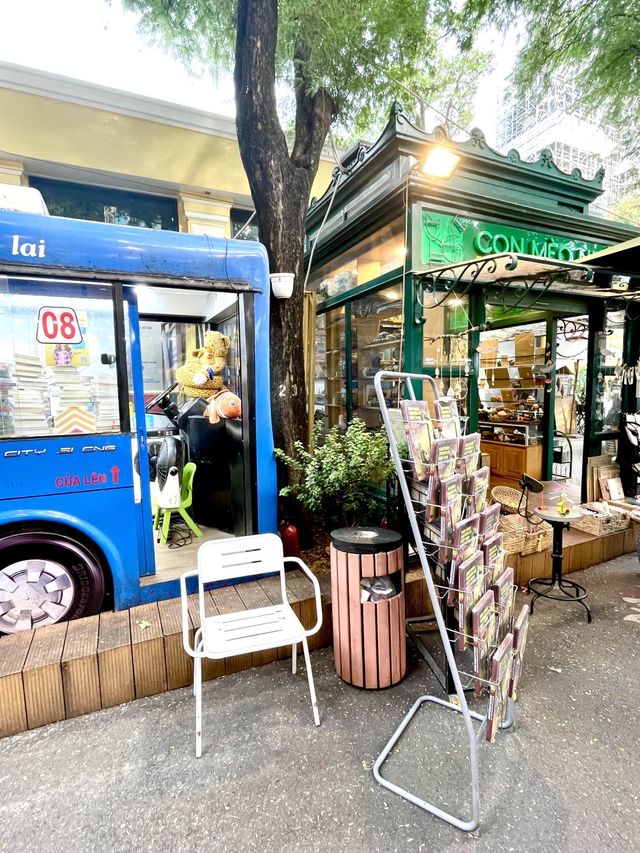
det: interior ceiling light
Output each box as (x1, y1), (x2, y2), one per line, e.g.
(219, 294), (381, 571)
(422, 145), (461, 179)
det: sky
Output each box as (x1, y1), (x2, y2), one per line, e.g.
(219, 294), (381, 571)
(0, 0), (512, 145)
(0, 0), (236, 115)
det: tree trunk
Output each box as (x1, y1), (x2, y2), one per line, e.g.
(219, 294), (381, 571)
(234, 0), (334, 473)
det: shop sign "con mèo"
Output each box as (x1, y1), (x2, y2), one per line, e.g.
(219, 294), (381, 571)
(421, 211), (605, 266)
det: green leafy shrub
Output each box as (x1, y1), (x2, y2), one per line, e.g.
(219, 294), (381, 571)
(275, 418), (395, 529)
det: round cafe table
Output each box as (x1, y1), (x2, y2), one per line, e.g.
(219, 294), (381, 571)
(527, 506), (592, 623)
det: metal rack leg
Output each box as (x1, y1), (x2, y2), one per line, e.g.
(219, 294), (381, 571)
(373, 695), (484, 833)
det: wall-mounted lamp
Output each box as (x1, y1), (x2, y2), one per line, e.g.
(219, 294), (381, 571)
(270, 272), (295, 299)
(421, 145), (461, 180)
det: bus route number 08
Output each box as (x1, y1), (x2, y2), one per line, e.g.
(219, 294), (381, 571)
(36, 306), (83, 344)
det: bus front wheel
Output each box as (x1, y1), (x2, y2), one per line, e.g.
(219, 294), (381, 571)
(0, 531), (105, 634)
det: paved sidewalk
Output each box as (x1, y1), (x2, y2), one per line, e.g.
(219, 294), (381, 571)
(2, 553), (640, 853)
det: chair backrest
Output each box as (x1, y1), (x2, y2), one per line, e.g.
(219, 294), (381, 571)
(180, 462), (196, 508)
(197, 534), (286, 628)
(198, 533), (285, 585)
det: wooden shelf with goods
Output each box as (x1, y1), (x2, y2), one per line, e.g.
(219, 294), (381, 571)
(480, 330), (546, 368)
(478, 421), (542, 443)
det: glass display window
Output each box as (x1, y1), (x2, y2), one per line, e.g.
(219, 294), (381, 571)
(0, 278), (121, 438)
(422, 297), (470, 369)
(351, 286), (402, 429)
(308, 218), (406, 299)
(314, 307), (346, 429)
(422, 296), (470, 417)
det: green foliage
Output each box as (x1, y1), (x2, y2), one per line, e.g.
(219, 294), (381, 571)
(610, 196), (640, 228)
(122, 0), (476, 131)
(275, 418), (395, 528)
(459, 0), (640, 159)
(334, 47), (492, 145)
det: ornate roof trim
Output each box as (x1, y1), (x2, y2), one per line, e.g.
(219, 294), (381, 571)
(308, 102), (605, 215)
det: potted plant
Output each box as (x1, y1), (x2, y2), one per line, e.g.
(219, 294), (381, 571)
(275, 418), (395, 535)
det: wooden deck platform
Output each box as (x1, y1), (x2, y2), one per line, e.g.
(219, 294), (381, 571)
(1, 524), (636, 739)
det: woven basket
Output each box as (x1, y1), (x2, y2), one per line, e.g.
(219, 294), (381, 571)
(491, 486), (523, 514)
(571, 509), (629, 537)
(498, 513), (553, 555)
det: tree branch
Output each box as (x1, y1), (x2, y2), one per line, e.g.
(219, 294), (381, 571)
(291, 41), (336, 173)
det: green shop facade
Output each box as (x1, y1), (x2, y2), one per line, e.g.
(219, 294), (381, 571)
(305, 104), (640, 500)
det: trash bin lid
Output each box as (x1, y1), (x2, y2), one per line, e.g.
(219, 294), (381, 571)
(330, 526), (402, 554)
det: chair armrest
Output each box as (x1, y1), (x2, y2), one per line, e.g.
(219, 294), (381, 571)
(179, 570), (199, 656)
(283, 557), (323, 637)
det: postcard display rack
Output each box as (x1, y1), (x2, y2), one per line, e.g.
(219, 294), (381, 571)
(372, 371), (529, 833)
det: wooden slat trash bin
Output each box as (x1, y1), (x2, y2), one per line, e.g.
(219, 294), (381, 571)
(330, 527), (406, 688)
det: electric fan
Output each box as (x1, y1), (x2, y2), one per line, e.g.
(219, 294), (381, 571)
(150, 435), (186, 509)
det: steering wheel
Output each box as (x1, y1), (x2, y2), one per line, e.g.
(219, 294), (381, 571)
(145, 381), (179, 414)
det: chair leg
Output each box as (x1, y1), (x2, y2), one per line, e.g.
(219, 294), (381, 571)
(153, 506), (161, 530)
(160, 509), (172, 545)
(292, 643), (297, 674)
(193, 632), (202, 696)
(179, 507), (203, 538)
(195, 656), (202, 758)
(301, 637), (320, 727)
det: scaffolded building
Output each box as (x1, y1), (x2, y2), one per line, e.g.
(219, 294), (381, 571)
(497, 79), (636, 217)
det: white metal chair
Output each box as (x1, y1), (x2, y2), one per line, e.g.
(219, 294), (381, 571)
(179, 533), (323, 757)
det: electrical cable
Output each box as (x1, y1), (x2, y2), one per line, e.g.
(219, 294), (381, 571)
(302, 126), (347, 293)
(302, 179), (340, 293)
(166, 517), (193, 549)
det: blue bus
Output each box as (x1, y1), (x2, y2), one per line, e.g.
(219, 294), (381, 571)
(0, 203), (277, 634)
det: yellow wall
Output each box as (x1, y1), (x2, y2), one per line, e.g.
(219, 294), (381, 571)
(0, 88), (335, 203)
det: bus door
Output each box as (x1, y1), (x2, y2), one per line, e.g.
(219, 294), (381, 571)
(0, 276), (144, 632)
(123, 285), (155, 579)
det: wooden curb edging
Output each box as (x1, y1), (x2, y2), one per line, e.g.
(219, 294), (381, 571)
(0, 525), (635, 739)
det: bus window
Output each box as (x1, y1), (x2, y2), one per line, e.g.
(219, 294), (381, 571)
(0, 279), (121, 438)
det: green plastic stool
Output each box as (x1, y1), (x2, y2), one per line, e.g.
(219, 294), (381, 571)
(153, 461), (203, 545)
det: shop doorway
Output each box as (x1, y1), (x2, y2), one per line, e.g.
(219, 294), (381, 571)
(554, 316), (589, 489)
(479, 315), (589, 501)
(479, 306), (628, 502)
(478, 320), (547, 491)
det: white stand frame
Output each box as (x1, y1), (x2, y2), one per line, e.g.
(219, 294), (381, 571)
(372, 370), (515, 832)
